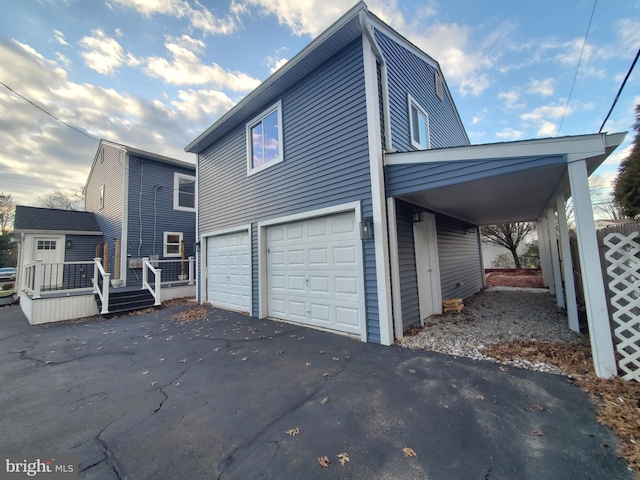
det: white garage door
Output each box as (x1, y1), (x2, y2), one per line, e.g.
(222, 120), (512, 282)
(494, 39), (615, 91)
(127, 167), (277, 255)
(206, 231), (251, 313)
(267, 211), (362, 335)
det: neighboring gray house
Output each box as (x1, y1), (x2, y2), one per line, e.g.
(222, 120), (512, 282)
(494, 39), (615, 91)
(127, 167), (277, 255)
(85, 140), (197, 287)
(186, 3), (625, 378)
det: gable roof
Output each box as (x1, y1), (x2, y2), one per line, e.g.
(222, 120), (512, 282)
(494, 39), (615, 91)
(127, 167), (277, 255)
(14, 206), (102, 234)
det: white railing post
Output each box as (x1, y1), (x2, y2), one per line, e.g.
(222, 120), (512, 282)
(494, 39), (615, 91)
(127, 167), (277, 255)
(154, 269), (162, 306)
(188, 256), (195, 285)
(93, 258), (101, 294)
(101, 272), (110, 314)
(33, 259), (43, 299)
(142, 257), (149, 288)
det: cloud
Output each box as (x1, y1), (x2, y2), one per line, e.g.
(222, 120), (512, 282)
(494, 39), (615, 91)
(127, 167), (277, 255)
(108, 0), (238, 36)
(521, 104), (567, 122)
(536, 121), (557, 137)
(79, 29), (124, 75)
(498, 89), (524, 110)
(0, 37), (241, 205)
(495, 128), (523, 140)
(52, 29), (69, 46)
(138, 34), (260, 90)
(527, 78), (555, 97)
(265, 54), (288, 74)
(471, 108), (487, 125)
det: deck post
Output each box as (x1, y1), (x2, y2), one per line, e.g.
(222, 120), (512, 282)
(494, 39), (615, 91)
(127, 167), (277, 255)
(33, 259), (43, 299)
(556, 194), (580, 332)
(546, 207), (565, 309)
(188, 256), (195, 285)
(537, 217), (555, 294)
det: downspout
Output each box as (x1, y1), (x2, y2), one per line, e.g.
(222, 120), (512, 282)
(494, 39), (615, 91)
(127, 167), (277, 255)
(359, 10), (395, 154)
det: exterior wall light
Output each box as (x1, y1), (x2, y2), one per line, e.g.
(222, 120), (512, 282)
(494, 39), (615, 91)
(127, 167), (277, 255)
(360, 217), (374, 240)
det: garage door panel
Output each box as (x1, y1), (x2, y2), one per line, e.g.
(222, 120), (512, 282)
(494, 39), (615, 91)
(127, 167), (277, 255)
(266, 211), (361, 335)
(207, 230), (251, 314)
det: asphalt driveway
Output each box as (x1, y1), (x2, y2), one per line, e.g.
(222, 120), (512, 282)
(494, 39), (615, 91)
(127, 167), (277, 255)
(0, 302), (633, 479)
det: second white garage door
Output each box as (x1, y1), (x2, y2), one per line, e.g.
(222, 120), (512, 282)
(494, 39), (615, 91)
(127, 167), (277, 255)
(266, 211), (362, 335)
(206, 230), (251, 313)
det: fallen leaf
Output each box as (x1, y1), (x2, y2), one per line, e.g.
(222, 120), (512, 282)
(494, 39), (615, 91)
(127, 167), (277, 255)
(179, 359), (187, 363)
(477, 395), (485, 400)
(318, 456), (330, 468)
(142, 371), (150, 376)
(160, 357), (165, 361)
(45, 361), (52, 365)
(321, 397), (329, 405)
(533, 403), (544, 411)
(319, 350), (325, 354)
(214, 347), (221, 352)
(150, 382), (158, 387)
(533, 429), (544, 436)
(403, 447), (417, 457)
(499, 366), (508, 372)
(337, 453), (350, 465)
(175, 382), (181, 387)
(332, 356), (340, 361)
(297, 336), (305, 341)
(286, 427), (300, 436)
(242, 357), (248, 361)
(323, 372), (329, 377)
(97, 346), (104, 350)
(277, 351), (284, 355)
(306, 362), (311, 367)
(409, 369), (416, 374)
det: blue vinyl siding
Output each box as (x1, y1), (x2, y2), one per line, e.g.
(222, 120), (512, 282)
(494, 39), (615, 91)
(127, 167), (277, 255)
(394, 201), (420, 330)
(374, 29), (468, 151)
(85, 143), (125, 279)
(436, 214), (483, 300)
(63, 234), (103, 290)
(386, 155), (566, 197)
(126, 156), (196, 286)
(198, 39), (380, 342)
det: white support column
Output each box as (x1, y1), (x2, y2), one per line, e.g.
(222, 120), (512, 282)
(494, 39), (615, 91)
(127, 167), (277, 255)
(387, 198), (404, 341)
(568, 158), (617, 378)
(547, 207), (565, 309)
(538, 217), (555, 294)
(556, 194), (580, 332)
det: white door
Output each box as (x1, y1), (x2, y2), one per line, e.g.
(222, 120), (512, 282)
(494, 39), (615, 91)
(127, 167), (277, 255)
(266, 211), (362, 335)
(34, 236), (64, 289)
(413, 214), (442, 323)
(206, 231), (251, 313)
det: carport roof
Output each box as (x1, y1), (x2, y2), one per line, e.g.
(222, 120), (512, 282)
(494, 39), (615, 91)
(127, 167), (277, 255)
(385, 132), (626, 225)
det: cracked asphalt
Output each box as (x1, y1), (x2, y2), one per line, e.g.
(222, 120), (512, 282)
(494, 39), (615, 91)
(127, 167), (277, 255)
(0, 302), (633, 479)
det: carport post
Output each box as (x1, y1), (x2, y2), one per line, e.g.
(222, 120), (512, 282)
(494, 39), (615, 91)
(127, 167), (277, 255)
(546, 207), (565, 309)
(537, 217), (555, 294)
(567, 158), (616, 378)
(556, 194), (580, 332)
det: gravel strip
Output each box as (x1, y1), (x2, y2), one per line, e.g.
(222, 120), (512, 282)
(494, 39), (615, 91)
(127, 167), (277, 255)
(398, 287), (586, 375)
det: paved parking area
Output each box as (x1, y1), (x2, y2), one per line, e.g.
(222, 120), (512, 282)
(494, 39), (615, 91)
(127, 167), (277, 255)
(0, 303), (633, 479)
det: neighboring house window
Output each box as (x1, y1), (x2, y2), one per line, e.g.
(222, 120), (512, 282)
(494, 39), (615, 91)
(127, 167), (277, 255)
(173, 173), (196, 211)
(99, 185), (104, 209)
(435, 71), (443, 101)
(408, 94), (430, 150)
(246, 100), (283, 176)
(163, 232), (183, 258)
(37, 240), (57, 250)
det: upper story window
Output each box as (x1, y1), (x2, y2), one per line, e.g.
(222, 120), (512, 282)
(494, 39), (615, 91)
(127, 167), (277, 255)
(435, 72), (443, 101)
(408, 94), (430, 150)
(246, 100), (283, 176)
(99, 185), (104, 209)
(173, 173), (196, 212)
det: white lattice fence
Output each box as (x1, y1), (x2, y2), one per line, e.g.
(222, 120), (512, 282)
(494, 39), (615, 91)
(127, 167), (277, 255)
(604, 231), (640, 380)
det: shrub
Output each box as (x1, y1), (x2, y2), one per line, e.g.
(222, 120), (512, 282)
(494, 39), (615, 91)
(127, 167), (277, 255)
(2, 283), (15, 291)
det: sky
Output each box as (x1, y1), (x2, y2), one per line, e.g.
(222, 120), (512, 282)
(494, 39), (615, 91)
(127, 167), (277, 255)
(0, 0), (638, 209)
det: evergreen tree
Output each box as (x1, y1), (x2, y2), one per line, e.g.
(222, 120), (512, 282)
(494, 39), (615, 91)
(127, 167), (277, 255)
(613, 103), (640, 218)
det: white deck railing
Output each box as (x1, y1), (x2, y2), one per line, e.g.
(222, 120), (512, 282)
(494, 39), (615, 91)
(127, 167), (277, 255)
(93, 258), (110, 314)
(22, 260), (96, 299)
(142, 257), (162, 306)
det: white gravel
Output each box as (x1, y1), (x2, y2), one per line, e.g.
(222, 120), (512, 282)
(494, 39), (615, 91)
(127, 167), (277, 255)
(398, 287), (586, 375)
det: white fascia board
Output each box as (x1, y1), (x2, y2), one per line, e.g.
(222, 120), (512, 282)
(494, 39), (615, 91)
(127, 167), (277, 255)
(15, 229), (102, 236)
(257, 202), (360, 229)
(200, 224), (252, 240)
(385, 132), (626, 165)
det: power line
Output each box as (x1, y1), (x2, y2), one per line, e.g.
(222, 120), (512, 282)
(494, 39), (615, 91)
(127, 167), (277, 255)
(599, 47), (640, 133)
(557, 0), (598, 136)
(0, 80), (100, 142)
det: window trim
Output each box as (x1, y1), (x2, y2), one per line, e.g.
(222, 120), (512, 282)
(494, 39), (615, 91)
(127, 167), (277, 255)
(173, 172), (196, 212)
(163, 231), (183, 258)
(407, 94), (431, 150)
(246, 100), (284, 177)
(99, 185), (105, 210)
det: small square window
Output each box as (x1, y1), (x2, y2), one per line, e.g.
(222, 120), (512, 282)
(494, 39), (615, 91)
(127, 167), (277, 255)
(408, 94), (430, 150)
(247, 101), (283, 176)
(173, 173), (196, 212)
(163, 232), (183, 258)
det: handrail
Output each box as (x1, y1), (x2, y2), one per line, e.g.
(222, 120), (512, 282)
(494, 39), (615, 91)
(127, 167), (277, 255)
(93, 258), (110, 314)
(142, 257), (162, 306)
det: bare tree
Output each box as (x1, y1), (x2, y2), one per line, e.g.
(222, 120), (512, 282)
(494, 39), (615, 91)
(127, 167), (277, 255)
(37, 186), (85, 211)
(481, 222), (535, 268)
(0, 193), (15, 234)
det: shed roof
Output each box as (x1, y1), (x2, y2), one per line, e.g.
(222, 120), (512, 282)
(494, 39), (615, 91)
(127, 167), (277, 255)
(14, 206), (102, 234)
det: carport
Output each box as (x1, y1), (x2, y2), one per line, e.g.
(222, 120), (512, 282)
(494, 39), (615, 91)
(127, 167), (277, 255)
(384, 132), (626, 378)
